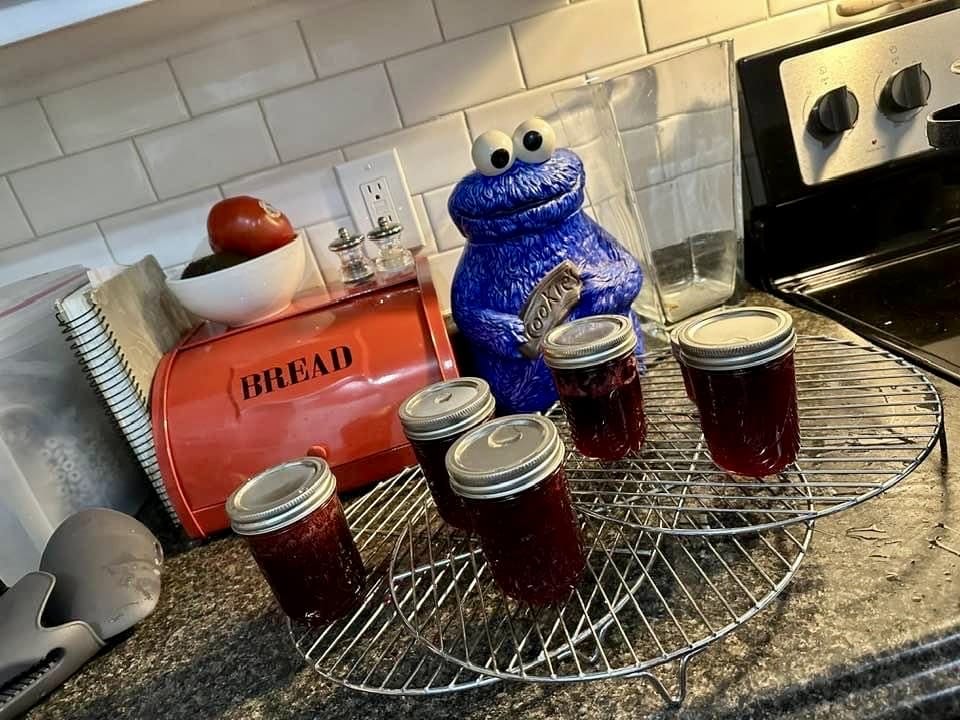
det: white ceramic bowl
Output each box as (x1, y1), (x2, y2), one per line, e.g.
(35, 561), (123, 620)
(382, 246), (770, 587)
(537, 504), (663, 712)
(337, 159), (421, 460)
(166, 234), (305, 327)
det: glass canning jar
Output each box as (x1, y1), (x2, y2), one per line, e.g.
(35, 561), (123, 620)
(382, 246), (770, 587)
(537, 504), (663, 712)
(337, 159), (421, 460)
(677, 307), (799, 477)
(226, 457), (366, 626)
(399, 377), (496, 530)
(542, 315), (645, 461)
(447, 414), (585, 606)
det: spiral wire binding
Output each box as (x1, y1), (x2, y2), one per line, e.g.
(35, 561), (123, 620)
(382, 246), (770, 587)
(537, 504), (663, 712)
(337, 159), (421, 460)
(57, 303), (177, 523)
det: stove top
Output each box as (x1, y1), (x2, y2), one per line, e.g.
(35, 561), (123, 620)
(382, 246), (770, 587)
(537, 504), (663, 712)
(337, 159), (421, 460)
(737, 0), (960, 384)
(777, 237), (960, 382)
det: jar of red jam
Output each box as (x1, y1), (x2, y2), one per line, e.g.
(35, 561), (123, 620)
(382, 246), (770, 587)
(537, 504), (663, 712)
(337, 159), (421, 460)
(669, 327), (696, 403)
(677, 307), (800, 477)
(399, 377), (495, 530)
(542, 315), (646, 460)
(226, 457), (366, 626)
(447, 414), (586, 606)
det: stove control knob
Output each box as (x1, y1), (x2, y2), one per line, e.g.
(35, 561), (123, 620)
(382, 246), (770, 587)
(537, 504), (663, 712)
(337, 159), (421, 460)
(809, 85), (859, 136)
(881, 62), (931, 114)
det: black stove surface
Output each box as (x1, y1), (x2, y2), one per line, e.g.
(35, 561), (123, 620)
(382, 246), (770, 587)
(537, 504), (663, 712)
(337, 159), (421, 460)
(776, 238), (960, 383)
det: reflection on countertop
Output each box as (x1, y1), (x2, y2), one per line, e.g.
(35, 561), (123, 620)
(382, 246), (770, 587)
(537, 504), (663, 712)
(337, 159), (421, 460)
(26, 292), (960, 720)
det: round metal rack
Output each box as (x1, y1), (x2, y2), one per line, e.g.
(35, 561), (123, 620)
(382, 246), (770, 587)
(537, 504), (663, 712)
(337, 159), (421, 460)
(388, 492), (812, 699)
(288, 467), (495, 695)
(290, 467), (665, 695)
(562, 335), (944, 536)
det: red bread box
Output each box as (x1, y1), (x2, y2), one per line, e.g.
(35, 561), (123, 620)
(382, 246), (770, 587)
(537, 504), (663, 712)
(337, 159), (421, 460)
(151, 257), (457, 538)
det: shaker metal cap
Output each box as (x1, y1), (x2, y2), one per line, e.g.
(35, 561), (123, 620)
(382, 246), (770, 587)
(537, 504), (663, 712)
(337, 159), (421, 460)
(541, 314), (637, 370)
(226, 457), (336, 536)
(447, 414), (565, 500)
(677, 307), (796, 371)
(398, 377), (495, 440)
(329, 226), (364, 251)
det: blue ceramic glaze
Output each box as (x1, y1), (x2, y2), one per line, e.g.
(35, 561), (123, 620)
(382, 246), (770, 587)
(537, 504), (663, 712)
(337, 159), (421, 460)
(449, 147), (643, 413)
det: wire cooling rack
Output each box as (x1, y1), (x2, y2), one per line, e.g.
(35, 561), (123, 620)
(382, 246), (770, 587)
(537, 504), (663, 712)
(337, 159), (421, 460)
(290, 467), (665, 695)
(388, 492), (812, 700)
(561, 335), (944, 536)
(288, 467), (494, 695)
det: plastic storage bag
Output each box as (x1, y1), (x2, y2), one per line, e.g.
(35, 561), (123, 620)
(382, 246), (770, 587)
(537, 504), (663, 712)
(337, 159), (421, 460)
(0, 268), (146, 586)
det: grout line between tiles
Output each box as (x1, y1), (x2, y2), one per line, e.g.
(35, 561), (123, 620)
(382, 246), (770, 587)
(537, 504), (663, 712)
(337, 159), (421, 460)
(165, 58), (194, 118)
(130, 138), (161, 201)
(430, 0), (447, 42)
(94, 220), (122, 264)
(295, 20), (322, 80)
(381, 61), (409, 128)
(35, 98), (65, 156)
(4, 177), (38, 239)
(256, 99), (283, 164)
(507, 24), (529, 89)
(636, 0), (652, 56)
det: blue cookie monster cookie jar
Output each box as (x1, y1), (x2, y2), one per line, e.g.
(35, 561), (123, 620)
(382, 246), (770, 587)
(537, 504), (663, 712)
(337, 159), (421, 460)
(448, 117), (644, 413)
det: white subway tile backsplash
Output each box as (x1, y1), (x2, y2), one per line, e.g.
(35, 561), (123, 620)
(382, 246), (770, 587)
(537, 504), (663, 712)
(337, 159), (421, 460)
(221, 150), (346, 229)
(262, 65), (400, 161)
(621, 125), (663, 189)
(422, 184), (463, 252)
(0, 178), (32, 249)
(298, 239), (326, 291)
(710, 5), (829, 59)
(434, 0), (566, 40)
(513, 0), (646, 88)
(136, 103), (278, 198)
(343, 114), (473, 195)
(411, 195), (438, 255)
(768, 0), (824, 14)
(586, 39), (707, 83)
(301, 0), (441, 79)
(426, 247), (464, 313)
(387, 28), (523, 126)
(170, 23), (315, 115)
(0, 224), (114, 286)
(657, 107), (734, 180)
(100, 187), (222, 267)
(10, 142), (154, 235)
(677, 161), (735, 237)
(41, 63), (187, 153)
(640, 0), (766, 49)
(0, 101), (61, 175)
(465, 77), (585, 146)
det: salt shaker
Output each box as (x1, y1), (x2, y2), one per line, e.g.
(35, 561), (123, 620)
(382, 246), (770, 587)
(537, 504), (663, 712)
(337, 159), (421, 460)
(329, 227), (374, 284)
(367, 217), (414, 275)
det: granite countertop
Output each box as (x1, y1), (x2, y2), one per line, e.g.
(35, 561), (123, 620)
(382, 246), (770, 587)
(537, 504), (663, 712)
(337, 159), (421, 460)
(27, 294), (960, 720)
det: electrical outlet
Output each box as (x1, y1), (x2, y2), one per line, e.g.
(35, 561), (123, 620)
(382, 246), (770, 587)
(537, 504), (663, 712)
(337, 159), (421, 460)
(360, 177), (397, 224)
(334, 149), (425, 248)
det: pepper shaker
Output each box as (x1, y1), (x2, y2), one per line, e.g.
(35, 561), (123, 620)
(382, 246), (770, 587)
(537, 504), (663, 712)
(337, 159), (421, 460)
(367, 217), (414, 275)
(329, 227), (374, 284)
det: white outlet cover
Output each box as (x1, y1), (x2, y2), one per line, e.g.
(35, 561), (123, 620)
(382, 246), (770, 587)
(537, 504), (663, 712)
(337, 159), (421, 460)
(334, 148), (425, 248)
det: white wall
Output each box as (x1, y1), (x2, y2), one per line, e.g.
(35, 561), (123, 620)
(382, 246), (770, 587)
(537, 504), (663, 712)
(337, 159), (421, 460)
(0, 0), (875, 309)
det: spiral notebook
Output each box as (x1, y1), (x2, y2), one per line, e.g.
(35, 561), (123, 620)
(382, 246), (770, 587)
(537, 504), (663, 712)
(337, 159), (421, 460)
(55, 257), (196, 523)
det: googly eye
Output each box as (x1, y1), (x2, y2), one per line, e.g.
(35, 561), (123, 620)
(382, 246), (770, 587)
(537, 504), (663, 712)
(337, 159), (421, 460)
(512, 117), (556, 164)
(471, 130), (515, 176)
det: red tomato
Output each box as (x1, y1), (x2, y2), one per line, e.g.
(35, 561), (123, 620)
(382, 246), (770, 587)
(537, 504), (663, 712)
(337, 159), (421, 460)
(207, 196), (296, 257)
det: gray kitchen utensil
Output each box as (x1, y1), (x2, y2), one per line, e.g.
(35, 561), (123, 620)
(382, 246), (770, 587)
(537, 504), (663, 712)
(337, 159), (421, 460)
(0, 509), (162, 718)
(0, 572), (103, 719)
(39, 508), (163, 640)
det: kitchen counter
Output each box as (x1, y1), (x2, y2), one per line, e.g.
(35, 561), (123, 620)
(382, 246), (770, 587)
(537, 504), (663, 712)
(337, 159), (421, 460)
(27, 294), (960, 720)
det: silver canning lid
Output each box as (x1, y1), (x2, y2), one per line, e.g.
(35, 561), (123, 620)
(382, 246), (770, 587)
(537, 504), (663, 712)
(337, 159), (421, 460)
(398, 377), (495, 441)
(225, 457), (336, 536)
(541, 314), (637, 370)
(446, 414), (565, 500)
(677, 306), (796, 371)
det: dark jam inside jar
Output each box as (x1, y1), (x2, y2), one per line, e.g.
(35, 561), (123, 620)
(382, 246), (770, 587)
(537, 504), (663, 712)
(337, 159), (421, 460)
(465, 466), (585, 606)
(688, 351), (799, 476)
(552, 352), (646, 461)
(244, 494), (366, 626)
(409, 434), (473, 530)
